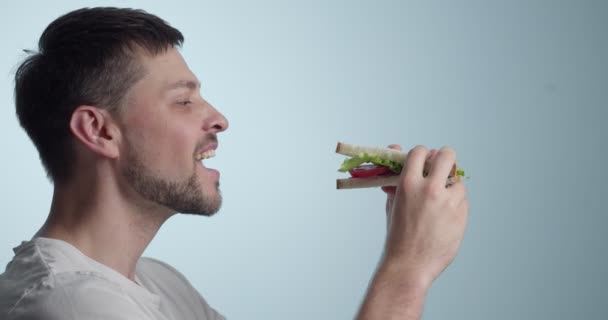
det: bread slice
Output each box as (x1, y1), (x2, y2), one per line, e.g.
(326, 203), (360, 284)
(336, 175), (460, 189)
(336, 175), (400, 189)
(336, 142), (407, 163)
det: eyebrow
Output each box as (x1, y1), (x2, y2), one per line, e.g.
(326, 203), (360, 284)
(165, 80), (201, 92)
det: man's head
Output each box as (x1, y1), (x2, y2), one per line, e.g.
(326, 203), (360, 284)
(15, 7), (228, 216)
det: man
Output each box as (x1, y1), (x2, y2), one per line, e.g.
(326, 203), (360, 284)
(0, 7), (468, 320)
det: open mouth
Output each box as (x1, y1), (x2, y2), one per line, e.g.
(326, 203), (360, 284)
(195, 149), (216, 162)
(194, 149), (215, 165)
(194, 149), (220, 181)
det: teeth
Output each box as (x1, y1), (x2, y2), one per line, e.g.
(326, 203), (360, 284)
(196, 150), (216, 161)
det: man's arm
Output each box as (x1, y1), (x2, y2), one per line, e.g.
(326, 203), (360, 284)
(356, 146), (469, 319)
(357, 261), (430, 319)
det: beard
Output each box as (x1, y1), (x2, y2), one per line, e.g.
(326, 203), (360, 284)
(121, 143), (221, 216)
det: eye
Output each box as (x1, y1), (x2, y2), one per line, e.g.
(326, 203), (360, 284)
(177, 100), (192, 106)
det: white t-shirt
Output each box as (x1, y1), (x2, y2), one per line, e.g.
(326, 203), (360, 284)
(0, 237), (225, 320)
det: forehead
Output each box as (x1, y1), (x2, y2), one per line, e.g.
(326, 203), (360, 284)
(135, 47), (198, 91)
(118, 47), (198, 124)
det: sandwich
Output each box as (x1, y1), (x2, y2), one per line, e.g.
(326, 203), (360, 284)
(336, 142), (465, 190)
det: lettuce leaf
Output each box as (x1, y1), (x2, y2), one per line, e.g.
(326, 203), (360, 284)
(338, 153), (403, 173)
(338, 153), (467, 177)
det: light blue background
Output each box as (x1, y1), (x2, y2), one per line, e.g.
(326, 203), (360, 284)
(1, 1), (607, 319)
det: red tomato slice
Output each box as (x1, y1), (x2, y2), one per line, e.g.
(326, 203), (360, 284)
(349, 164), (392, 178)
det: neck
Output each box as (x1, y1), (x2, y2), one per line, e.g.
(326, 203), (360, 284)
(36, 173), (174, 281)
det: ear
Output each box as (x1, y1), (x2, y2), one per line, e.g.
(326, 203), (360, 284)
(69, 106), (120, 159)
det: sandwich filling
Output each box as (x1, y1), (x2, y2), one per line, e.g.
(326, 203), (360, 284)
(339, 152), (465, 178)
(339, 153), (402, 173)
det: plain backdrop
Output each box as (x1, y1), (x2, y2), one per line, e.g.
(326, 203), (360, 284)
(1, 1), (607, 319)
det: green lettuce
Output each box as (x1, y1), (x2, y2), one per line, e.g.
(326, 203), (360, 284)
(339, 153), (467, 177)
(338, 153), (403, 173)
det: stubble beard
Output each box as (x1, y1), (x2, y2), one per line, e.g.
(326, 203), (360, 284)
(121, 145), (222, 216)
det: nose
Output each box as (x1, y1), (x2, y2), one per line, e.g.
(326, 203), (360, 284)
(203, 100), (229, 133)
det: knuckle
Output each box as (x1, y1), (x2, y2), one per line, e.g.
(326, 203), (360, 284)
(424, 182), (442, 200)
(449, 195), (462, 209)
(409, 145), (428, 156)
(450, 181), (465, 194)
(440, 146), (456, 158)
(415, 145), (429, 153)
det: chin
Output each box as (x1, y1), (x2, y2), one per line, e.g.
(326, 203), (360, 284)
(179, 189), (222, 217)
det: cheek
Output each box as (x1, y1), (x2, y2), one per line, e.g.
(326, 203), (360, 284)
(125, 115), (193, 174)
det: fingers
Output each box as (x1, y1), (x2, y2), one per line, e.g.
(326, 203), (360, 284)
(404, 146), (429, 181)
(448, 182), (469, 225)
(446, 179), (467, 203)
(384, 145), (457, 192)
(387, 144), (402, 151)
(422, 149), (437, 177)
(381, 186), (396, 195)
(428, 146), (456, 187)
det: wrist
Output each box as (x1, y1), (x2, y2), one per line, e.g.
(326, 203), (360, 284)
(357, 258), (431, 320)
(377, 256), (434, 294)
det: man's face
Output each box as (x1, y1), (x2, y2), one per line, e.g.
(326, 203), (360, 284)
(117, 48), (228, 216)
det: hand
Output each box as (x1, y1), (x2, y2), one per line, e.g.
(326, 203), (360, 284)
(381, 145), (469, 290)
(381, 145), (437, 229)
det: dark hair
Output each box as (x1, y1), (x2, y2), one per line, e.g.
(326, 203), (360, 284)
(15, 7), (184, 183)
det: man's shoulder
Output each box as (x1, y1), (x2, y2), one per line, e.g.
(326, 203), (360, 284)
(136, 257), (225, 320)
(1, 271), (146, 320)
(136, 256), (195, 293)
(138, 256), (180, 274)
(0, 239), (157, 319)
(137, 257), (188, 281)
